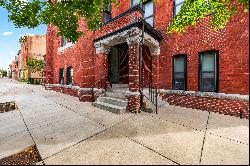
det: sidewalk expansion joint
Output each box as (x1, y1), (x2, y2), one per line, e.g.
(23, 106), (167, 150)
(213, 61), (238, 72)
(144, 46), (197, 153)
(199, 112), (210, 164)
(147, 113), (205, 133)
(42, 113), (137, 161)
(148, 112), (249, 146)
(56, 101), (106, 127)
(124, 135), (181, 165)
(207, 132), (249, 146)
(18, 107), (43, 165)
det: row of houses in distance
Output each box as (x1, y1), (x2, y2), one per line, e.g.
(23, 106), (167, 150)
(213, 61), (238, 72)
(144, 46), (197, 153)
(8, 34), (46, 84)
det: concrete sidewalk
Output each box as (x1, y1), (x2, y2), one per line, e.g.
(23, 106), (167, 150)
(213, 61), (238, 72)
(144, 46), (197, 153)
(0, 78), (249, 165)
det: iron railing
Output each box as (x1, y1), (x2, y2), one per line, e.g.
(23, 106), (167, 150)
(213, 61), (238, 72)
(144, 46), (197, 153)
(94, 5), (144, 42)
(143, 82), (158, 114)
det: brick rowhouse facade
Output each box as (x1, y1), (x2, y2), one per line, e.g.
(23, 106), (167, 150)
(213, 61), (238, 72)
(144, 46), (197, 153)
(46, 0), (249, 118)
(18, 35), (46, 83)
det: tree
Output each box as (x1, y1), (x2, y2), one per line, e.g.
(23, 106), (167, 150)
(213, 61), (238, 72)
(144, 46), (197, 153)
(0, 0), (248, 42)
(0, 0), (118, 42)
(3, 70), (8, 77)
(26, 57), (46, 84)
(0, 69), (8, 77)
(19, 35), (28, 45)
(168, 0), (249, 33)
(27, 57), (45, 72)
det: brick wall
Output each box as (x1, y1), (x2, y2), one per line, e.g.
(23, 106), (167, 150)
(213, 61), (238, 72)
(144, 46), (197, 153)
(156, 1), (249, 95)
(46, 0), (249, 117)
(154, 1), (249, 118)
(46, 20), (95, 88)
(46, 1), (249, 94)
(161, 93), (249, 119)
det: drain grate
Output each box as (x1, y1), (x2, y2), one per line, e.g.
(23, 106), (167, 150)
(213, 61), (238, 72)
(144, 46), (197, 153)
(0, 101), (17, 113)
(0, 145), (42, 165)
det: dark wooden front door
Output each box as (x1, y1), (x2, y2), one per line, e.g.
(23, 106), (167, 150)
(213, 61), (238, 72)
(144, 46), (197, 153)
(108, 43), (129, 84)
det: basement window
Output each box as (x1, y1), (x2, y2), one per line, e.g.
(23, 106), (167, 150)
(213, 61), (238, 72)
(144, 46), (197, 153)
(172, 55), (187, 90)
(199, 51), (218, 92)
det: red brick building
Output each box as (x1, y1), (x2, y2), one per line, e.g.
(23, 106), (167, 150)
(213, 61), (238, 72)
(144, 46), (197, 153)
(46, 0), (249, 118)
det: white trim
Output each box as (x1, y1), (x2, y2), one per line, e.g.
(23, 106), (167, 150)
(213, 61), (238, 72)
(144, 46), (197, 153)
(125, 91), (140, 96)
(45, 84), (105, 93)
(94, 27), (160, 56)
(58, 42), (75, 53)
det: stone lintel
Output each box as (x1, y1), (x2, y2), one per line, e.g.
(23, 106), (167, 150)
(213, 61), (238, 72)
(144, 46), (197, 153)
(94, 27), (160, 56)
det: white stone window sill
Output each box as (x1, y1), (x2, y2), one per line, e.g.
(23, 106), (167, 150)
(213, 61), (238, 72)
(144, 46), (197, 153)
(58, 42), (75, 53)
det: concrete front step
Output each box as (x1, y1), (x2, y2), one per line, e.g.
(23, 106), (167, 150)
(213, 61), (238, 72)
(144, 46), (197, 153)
(93, 101), (126, 114)
(105, 91), (127, 100)
(111, 84), (129, 88)
(98, 97), (127, 107)
(93, 86), (128, 114)
(107, 88), (129, 93)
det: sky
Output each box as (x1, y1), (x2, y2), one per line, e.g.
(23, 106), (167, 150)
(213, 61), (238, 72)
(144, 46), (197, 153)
(0, 6), (46, 71)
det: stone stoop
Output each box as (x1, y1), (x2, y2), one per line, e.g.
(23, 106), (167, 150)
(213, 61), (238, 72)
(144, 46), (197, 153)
(93, 84), (128, 114)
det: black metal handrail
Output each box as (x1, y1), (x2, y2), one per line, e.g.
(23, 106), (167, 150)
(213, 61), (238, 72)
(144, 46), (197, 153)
(143, 82), (158, 114)
(101, 5), (144, 26)
(94, 5), (145, 43)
